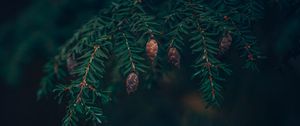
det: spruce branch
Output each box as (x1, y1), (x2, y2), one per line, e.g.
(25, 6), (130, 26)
(75, 45), (100, 104)
(37, 0), (266, 124)
(166, 19), (189, 51)
(228, 19), (261, 71)
(59, 44), (110, 125)
(190, 21), (230, 108)
(188, 0), (263, 71)
(123, 32), (137, 72)
(164, 0), (237, 107)
(111, 0), (155, 76)
(37, 59), (67, 100)
(113, 30), (148, 76)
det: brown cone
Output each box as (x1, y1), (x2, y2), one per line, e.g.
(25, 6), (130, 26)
(146, 38), (158, 64)
(219, 33), (232, 52)
(168, 47), (180, 68)
(126, 72), (139, 94)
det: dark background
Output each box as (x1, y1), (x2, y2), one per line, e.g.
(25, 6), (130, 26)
(1, 0), (300, 126)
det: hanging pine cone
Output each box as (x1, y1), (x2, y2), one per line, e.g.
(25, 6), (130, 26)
(125, 72), (139, 94)
(168, 47), (180, 68)
(219, 33), (232, 53)
(146, 38), (158, 64)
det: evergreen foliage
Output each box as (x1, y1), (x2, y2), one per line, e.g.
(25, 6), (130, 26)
(37, 0), (266, 125)
(0, 0), (107, 85)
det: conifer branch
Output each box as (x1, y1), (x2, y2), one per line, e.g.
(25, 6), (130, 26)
(37, 59), (66, 100)
(228, 19), (261, 70)
(37, 0), (265, 124)
(75, 45), (100, 103)
(201, 34), (217, 100)
(190, 21), (228, 107)
(111, 1), (151, 76)
(166, 20), (188, 51)
(163, 0), (233, 107)
(123, 33), (136, 72)
(59, 43), (109, 125)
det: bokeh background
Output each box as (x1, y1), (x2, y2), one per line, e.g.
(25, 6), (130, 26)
(0, 0), (300, 126)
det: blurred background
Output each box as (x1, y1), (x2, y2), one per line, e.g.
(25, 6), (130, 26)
(0, 0), (300, 126)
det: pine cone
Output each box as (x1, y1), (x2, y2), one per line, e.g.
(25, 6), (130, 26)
(126, 72), (139, 94)
(168, 47), (180, 68)
(219, 33), (232, 52)
(146, 38), (158, 64)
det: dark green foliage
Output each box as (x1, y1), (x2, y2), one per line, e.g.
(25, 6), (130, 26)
(37, 59), (67, 100)
(37, 0), (265, 125)
(35, 14), (113, 125)
(163, 0), (263, 107)
(0, 0), (107, 85)
(110, 0), (160, 76)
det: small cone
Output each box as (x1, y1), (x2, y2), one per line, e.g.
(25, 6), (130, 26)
(168, 47), (180, 68)
(219, 33), (232, 52)
(125, 72), (139, 94)
(146, 38), (158, 64)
